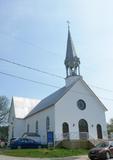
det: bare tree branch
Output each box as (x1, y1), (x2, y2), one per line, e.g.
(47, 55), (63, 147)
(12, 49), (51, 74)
(0, 96), (9, 125)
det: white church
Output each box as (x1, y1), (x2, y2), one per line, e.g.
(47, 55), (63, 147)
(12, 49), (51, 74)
(8, 27), (108, 146)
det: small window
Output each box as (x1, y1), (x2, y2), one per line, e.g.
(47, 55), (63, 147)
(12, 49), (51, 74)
(46, 116), (50, 131)
(12, 127), (14, 138)
(36, 120), (38, 134)
(27, 124), (30, 133)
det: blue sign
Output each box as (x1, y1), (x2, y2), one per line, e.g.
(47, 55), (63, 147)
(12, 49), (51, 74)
(47, 131), (54, 146)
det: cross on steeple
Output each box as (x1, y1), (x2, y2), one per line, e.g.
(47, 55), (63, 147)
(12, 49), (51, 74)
(67, 20), (70, 30)
(64, 24), (80, 77)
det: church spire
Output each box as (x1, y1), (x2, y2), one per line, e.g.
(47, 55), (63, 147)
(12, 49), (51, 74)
(64, 23), (80, 77)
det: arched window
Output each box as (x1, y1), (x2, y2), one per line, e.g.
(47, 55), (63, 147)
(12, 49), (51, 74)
(62, 122), (69, 139)
(97, 124), (103, 139)
(46, 117), (50, 131)
(27, 124), (30, 133)
(12, 127), (14, 138)
(36, 120), (38, 134)
(79, 119), (89, 139)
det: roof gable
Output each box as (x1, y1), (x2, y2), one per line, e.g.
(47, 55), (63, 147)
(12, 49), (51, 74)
(12, 97), (40, 119)
(26, 83), (76, 118)
(26, 77), (107, 118)
(76, 79), (107, 111)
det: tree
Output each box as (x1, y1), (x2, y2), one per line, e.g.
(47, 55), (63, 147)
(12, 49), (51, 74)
(107, 118), (113, 136)
(0, 126), (8, 140)
(0, 96), (9, 125)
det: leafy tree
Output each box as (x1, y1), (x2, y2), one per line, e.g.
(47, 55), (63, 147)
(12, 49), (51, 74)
(0, 96), (9, 125)
(0, 126), (8, 140)
(107, 118), (113, 135)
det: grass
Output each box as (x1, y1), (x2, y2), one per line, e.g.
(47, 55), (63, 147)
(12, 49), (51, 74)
(0, 148), (88, 158)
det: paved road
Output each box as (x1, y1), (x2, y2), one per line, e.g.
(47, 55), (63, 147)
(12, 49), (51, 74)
(1, 155), (113, 160)
(0, 155), (89, 160)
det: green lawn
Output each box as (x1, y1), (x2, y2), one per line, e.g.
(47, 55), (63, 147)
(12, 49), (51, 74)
(0, 148), (88, 158)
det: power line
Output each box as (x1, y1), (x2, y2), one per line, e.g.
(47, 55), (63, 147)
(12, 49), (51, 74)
(0, 31), (113, 101)
(1, 56), (113, 94)
(0, 31), (61, 56)
(0, 30), (111, 78)
(0, 57), (64, 79)
(90, 85), (113, 93)
(0, 70), (113, 102)
(0, 30), (112, 92)
(0, 57), (112, 92)
(0, 71), (59, 89)
(0, 57), (113, 93)
(0, 31), (92, 71)
(1, 32), (112, 92)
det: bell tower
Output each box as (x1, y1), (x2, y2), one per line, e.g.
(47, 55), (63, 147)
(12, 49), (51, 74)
(64, 23), (81, 86)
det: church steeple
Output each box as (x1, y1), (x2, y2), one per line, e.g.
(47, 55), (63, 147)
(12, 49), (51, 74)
(64, 23), (80, 78)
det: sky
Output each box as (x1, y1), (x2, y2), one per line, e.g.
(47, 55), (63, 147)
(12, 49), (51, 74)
(0, 0), (113, 122)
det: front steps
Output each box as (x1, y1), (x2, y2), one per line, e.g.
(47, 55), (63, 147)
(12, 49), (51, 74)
(55, 139), (104, 149)
(62, 140), (93, 149)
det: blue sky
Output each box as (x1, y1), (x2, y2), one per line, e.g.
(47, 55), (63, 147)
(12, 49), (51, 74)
(0, 0), (113, 122)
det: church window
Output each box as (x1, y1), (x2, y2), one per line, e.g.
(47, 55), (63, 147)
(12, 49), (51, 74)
(12, 127), (14, 138)
(27, 124), (30, 133)
(97, 124), (103, 139)
(62, 122), (69, 139)
(77, 99), (86, 110)
(36, 120), (38, 134)
(46, 116), (50, 131)
(79, 119), (89, 139)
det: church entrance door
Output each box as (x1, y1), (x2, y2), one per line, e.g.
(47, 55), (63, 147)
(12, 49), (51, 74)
(79, 119), (89, 139)
(62, 122), (69, 139)
(97, 124), (103, 139)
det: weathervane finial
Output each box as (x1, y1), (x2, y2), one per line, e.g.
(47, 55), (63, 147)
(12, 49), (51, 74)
(67, 20), (70, 30)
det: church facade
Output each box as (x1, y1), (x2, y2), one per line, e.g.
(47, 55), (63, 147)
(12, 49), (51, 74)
(8, 27), (108, 145)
